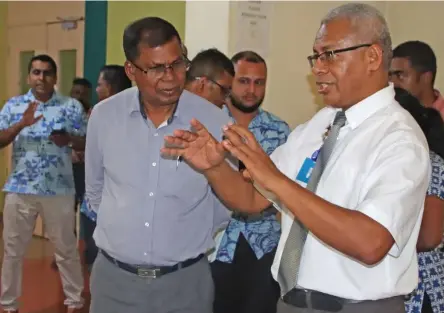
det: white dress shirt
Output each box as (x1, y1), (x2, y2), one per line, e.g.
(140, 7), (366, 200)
(269, 85), (430, 300)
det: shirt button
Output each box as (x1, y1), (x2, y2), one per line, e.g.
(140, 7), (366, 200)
(144, 252), (148, 256)
(152, 162), (157, 167)
(154, 133), (159, 137)
(145, 222), (150, 227)
(149, 192), (154, 197)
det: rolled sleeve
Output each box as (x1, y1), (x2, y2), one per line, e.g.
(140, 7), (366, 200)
(68, 99), (88, 135)
(0, 101), (12, 131)
(358, 141), (430, 257)
(85, 107), (104, 215)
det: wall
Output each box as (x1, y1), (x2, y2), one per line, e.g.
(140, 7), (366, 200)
(0, 2), (8, 211)
(106, 1), (186, 65)
(84, 0), (107, 105)
(227, 1), (388, 129)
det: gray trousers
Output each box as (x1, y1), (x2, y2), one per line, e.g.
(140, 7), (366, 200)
(277, 295), (405, 313)
(90, 252), (214, 313)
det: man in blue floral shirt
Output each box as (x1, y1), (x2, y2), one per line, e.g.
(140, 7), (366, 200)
(211, 51), (290, 313)
(0, 55), (86, 313)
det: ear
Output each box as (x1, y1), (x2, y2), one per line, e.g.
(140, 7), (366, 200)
(421, 71), (434, 86)
(197, 77), (207, 92)
(366, 44), (383, 72)
(124, 61), (136, 82)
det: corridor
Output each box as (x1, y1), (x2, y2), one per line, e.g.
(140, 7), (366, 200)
(0, 229), (90, 313)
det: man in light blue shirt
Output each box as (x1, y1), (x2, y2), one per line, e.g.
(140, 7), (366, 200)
(0, 54), (86, 313)
(85, 17), (232, 313)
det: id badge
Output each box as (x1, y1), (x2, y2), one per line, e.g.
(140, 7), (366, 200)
(296, 158), (316, 184)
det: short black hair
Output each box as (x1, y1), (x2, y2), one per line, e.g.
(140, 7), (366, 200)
(395, 87), (444, 158)
(231, 50), (267, 68)
(393, 41), (437, 85)
(100, 65), (132, 94)
(186, 48), (235, 83)
(28, 54), (57, 74)
(123, 17), (182, 63)
(72, 77), (92, 89)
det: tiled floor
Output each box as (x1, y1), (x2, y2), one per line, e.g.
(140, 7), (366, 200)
(0, 232), (91, 313)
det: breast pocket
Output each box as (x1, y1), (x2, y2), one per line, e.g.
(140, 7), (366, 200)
(159, 159), (209, 211)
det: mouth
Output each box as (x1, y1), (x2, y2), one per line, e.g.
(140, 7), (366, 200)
(243, 96), (257, 102)
(160, 87), (179, 97)
(316, 82), (334, 94)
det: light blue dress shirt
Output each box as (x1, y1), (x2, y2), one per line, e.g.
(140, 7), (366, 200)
(215, 108), (290, 263)
(85, 87), (233, 266)
(0, 89), (87, 196)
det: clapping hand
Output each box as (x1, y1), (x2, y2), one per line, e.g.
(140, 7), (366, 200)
(20, 101), (43, 127)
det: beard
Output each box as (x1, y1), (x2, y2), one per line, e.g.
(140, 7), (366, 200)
(229, 94), (263, 113)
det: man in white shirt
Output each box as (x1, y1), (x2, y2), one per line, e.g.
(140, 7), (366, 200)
(161, 3), (430, 313)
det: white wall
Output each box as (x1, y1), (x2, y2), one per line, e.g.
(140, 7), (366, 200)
(185, 1), (443, 129)
(184, 0), (231, 59)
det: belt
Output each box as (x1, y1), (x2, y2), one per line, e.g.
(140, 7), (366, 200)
(100, 249), (204, 278)
(232, 205), (277, 222)
(283, 289), (363, 312)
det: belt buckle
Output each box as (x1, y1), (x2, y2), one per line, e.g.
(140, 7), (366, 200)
(137, 267), (160, 278)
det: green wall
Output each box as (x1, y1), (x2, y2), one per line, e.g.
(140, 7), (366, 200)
(106, 1), (186, 65)
(84, 0), (107, 105)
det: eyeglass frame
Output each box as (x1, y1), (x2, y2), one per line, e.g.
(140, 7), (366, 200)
(131, 55), (191, 78)
(193, 76), (232, 99)
(307, 43), (373, 68)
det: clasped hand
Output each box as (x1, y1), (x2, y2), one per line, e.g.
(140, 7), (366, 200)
(161, 118), (285, 192)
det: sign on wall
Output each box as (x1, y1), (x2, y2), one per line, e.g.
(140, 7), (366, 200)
(234, 1), (272, 58)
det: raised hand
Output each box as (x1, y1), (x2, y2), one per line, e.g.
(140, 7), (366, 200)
(161, 118), (227, 171)
(20, 101), (43, 127)
(221, 124), (285, 193)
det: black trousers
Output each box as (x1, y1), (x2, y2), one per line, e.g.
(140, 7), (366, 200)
(80, 212), (98, 266)
(211, 233), (280, 313)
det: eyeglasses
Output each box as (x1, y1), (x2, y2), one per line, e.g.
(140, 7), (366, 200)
(132, 56), (190, 78)
(307, 43), (372, 68)
(194, 76), (231, 99)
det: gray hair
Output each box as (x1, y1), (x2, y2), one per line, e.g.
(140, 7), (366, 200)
(321, 3), (392, 70)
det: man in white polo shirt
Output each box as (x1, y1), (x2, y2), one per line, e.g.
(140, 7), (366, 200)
(161, 3), (430, 313)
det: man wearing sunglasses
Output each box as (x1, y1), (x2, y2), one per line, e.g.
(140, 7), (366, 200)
(85, 17), (234, 313)
(210, 50), (290, 313)
(185, 48), (234, 108)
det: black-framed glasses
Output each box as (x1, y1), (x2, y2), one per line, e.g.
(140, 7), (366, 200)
(307, 43), (372, 68)
(132, 56), (190, 78)
(194, 76), (231, 99)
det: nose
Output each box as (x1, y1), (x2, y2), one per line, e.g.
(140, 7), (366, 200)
(162, 67), (175, 81)
(312, 59), (329, 76)
(247, 82), (256, 94)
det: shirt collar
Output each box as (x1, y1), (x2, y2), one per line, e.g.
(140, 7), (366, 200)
(129, 88), (182, 125)
(222, 105), (264, 126)
(344, 83), (395, 130)
(24, 88), (59, 104)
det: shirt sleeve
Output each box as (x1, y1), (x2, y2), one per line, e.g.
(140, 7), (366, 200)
(427, 153), (444, 200)
(67, 99), (88, 136)
(0, 100), (12, 131)
(358, 141), (430, 257)
(84, 106), (104, 218)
